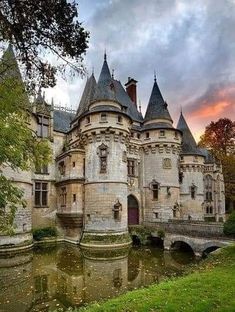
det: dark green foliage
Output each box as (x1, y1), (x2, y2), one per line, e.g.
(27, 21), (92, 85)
(204, 216), (216, 222)
(0, 0), (89, 88)
(32, 227), (57, 241)
(223, 211), (235, 237)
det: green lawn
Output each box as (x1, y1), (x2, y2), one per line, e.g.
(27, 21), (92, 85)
(76, 245), (235, 312)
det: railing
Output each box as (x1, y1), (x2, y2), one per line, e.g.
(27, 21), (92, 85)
(143, 220), (224, 238)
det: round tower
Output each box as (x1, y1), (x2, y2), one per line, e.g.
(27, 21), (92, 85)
(142, 76), (182, 222)
(79, 55), (132, 248)
(177, 112), (205, 220)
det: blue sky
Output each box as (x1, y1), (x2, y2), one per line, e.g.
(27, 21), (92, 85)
(46, 0), (235, 139)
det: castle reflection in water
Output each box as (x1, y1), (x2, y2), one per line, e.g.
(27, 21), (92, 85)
(0, 245), (195, 312)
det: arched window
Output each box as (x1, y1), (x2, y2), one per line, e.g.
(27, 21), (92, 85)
(190, 184), (196, 199)
(204, 175), (213, 202)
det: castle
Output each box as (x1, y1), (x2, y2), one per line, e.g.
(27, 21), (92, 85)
(0, 46), (225, 250)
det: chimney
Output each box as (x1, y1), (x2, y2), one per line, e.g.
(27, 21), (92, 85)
(125, 77), (138, 106)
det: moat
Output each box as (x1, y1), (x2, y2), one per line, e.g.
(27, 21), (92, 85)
(0, 244), (197, 312)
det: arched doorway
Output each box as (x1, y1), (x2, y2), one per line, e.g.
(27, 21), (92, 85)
(128, 195), (139, 225)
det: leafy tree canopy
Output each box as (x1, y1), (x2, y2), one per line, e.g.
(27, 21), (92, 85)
(199, 118), (235, 204)
(0, 0), (89, 89)
(199, 118), (235, 158)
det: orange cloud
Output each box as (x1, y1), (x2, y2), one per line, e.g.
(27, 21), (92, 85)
(191, 101), (231, 119)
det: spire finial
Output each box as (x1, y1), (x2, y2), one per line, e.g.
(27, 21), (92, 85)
(154, 70), (156, 83)
(139, 99), (142, 113)
(104, 49), (107, 61)
(92, 66), (94, 75)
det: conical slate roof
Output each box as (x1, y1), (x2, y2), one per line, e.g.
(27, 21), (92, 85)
(74, 55), (143, 122)
(93, 54), (117, 102)
(144, 79), (172, 123)
(177, 112), (204, 156)
(76, 73), (97, 116)
(0, 44), (23, 81)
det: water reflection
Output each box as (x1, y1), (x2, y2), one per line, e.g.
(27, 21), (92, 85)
(0, 244), (196, 312)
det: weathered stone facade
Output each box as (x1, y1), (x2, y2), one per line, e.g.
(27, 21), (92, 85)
(0, 50), (226, 249)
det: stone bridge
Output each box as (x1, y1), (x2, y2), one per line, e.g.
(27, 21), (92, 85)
(131, 221), (235, 257)
(163, 233), (232, 257)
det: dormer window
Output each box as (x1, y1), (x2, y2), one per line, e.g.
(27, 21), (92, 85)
(37, 115), (49, 138)
(86, 116), (90, 124)
(159, 130), (165, 137)
(100, 113), (107, 122)
(117, 115), (123, 123)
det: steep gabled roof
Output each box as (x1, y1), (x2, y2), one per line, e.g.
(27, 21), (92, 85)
(144, 78), (172, 123)
(76, 73), (97, 116)
(177, 112), (204, 156)
(54, 109), (75, 133)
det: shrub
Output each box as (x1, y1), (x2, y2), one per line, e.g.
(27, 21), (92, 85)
(32, 226), (57, 241)
(157, 229), (165, 238)
(204, 216), (216, 222)
(223, 211), (235, 237)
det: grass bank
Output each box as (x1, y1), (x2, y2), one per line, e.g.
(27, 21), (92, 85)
(77, 245), (235, 312)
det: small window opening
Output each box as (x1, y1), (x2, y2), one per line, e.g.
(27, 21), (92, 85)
(159, 130), (165, 137)
(152, 183), (159, 200)
(191, 185), (196, 199)
(117, 115), (122, 123)
(100, 113), (107, 121)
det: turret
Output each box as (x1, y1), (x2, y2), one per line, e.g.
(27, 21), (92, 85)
(177, 112), (205, 220)
(79, 54), (132, 248)
(142, 75), (182, 222)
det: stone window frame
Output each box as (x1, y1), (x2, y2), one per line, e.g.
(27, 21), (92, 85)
(100, 112), (108, 122)
(190, 184), (197, 200)
(34, 181), (48, 207)
(150, 180), (160, 201)
(97, 143), (109, 173)
(35, 163), (49, 175)
(86, 116), (91, 124)
(113, 200), (122, 221)
(204, 174), (213, 202)
(117, 115), (123, 124)
(127, 158), (136, 177)
(60, 186), (67, 208)
(37, 115), (50, 138)
(206, 205), (213, 214)
(159, 130), (165, 137)
(58, 161), (66, 176)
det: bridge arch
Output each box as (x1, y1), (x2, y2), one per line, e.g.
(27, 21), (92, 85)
(201, 241), (224, 257)
(170, 240), (194, 253)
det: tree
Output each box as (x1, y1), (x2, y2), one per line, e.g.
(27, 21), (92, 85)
(0, 49), (51, 233)
(199, 118), (235, 211)
(0, 0), (89, 88)
(199, 118), (235, 158)
(223, 211), (235, 237)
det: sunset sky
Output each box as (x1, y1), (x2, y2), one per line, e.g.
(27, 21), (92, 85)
(46, 0), (235, 141)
